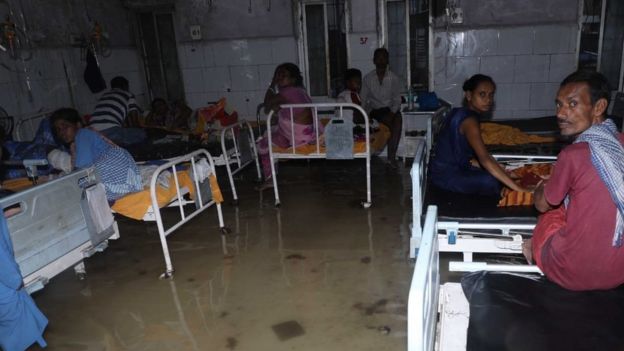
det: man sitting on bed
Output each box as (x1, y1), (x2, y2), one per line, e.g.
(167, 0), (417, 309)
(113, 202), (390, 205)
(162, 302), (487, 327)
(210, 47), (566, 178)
(523, 70), (624, 291)
(89, 76), (146, 146)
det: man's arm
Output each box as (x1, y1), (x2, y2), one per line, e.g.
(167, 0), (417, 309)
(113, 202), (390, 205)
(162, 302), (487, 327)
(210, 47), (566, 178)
(533, 181), (552, 213)
(127, 110), (140, 128)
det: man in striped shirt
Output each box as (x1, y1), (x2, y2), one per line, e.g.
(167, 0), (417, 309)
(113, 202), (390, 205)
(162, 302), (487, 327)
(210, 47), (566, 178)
(89, 76), (146, 146)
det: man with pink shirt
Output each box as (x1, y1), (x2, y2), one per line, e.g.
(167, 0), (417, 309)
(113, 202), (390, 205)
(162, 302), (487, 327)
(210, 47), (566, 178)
(523, 70), (624, 291)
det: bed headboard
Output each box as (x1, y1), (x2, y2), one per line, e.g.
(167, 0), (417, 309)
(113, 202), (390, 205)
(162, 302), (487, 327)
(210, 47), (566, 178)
(14, 110), (53, 141)
(408, 205), (440, 351)
(410, 138), (428, 258)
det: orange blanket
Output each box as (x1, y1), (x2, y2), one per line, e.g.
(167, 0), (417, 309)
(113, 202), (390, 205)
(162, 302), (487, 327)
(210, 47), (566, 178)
(481, 122), (556, 145)
(111, 171), (223, 220)
(1, 178), (36, 192)
(272, 123), (390, 155)
(498, 163), (552, 207)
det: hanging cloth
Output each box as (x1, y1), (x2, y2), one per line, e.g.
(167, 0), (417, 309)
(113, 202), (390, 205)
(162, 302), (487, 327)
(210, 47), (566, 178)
(83, 47), (106, 93)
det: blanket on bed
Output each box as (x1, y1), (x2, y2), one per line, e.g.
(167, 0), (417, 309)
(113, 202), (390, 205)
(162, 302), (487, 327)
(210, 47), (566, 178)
(498, 163), (552, 207)
(481, 123), (556, 146)
(111, 171), (223, 220)
(271, 123), (390, 155)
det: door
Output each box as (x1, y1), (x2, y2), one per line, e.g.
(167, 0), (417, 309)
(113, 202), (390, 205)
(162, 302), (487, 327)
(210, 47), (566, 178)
(137, 11), (185, 103)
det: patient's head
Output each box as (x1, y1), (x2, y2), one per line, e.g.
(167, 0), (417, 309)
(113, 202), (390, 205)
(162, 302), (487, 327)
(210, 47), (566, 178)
(462, 74), (496, 115)
(345, 68), (362, 93)
(51, 108), (83, 144)
(275, 63), (304, 88)
(151, 98), (169, 116)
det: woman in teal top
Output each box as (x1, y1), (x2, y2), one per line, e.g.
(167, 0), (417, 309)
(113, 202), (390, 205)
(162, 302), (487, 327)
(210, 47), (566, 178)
(430, 74), (528, 195)
(51, 108), (142, 202)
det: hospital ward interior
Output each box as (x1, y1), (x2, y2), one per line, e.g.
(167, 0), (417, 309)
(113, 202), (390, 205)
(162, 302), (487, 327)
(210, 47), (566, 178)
(1, 0), (624, 350)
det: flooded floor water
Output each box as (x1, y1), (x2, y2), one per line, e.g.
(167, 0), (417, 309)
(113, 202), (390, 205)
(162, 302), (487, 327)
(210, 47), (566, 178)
(32, 159), (416, 350)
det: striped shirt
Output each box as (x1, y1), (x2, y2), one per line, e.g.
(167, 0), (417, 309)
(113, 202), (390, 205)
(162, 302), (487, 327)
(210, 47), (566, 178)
(89, 89), (139, 131)
(360, 69), (403, 114)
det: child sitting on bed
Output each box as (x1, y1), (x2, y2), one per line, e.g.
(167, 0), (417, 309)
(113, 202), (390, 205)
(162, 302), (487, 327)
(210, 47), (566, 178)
(336, 69), (390, 151)
(50, 108), (142, 202)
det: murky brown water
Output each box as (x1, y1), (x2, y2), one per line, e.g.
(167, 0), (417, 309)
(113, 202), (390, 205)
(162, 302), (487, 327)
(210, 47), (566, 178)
(33, 160), (414, 350)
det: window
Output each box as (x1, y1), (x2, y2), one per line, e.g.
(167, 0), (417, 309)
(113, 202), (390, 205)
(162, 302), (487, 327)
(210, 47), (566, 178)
(301, 1), (348, 97)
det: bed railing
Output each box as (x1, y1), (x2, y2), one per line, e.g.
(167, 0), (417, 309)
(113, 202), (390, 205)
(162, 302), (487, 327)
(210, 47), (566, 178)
(149, 149), (227, 279)
(410, 138), (428, 258)
(1, 167), (119, 293)
(220, 121), (262, 204)
(408, 205), (440, 351)
(14, 110), (53, 141)
(266, 102), (372, 208)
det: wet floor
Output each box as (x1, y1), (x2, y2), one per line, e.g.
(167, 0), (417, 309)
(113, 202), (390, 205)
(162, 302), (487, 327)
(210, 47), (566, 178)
(33, 159), (415, 350)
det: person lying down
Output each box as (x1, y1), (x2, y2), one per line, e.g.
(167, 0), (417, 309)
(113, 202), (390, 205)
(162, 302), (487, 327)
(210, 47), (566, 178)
(51, 108), (142, 202)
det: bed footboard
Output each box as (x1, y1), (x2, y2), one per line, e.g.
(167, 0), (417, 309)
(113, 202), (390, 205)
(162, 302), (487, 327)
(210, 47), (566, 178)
(267, 102), (372, 208)
(1, 168), (119, 293)
(220, 121), (262, 204)
(408, 205), (440, 351)
(149, 149), (228, 279)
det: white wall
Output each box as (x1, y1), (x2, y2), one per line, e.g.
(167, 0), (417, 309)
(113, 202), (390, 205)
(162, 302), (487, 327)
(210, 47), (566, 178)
(433, 24), (579, 119)
(0, 47), (146, 123)
(177, 37), (297, 119)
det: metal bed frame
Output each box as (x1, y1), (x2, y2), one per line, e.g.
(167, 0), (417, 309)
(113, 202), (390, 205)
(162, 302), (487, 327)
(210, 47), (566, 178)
(266, 102), (372, 208)
(144, 149), (229, 279)
(1, 167), (120, 294)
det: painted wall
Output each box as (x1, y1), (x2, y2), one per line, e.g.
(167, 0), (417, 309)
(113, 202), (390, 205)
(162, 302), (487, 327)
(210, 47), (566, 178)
(0, 0), (146, 131)
(432, 0), (581, 119)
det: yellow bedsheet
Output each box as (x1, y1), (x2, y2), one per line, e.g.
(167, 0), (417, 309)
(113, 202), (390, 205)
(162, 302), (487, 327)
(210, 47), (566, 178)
(112, 172), (223, 220)
(271, 124), (391, 155)
(2, 178), (36, 192)
(481, 122), (556, 145)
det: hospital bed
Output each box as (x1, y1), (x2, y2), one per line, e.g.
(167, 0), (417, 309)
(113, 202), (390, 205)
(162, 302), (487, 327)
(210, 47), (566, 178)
(266, 102), (375, 208)
(407, 205), (542, 351)
(113, 148), (229, 279)
(409, 132), (557, 259)
(13, 112), (261, 204)
(1, 167), (120, 294)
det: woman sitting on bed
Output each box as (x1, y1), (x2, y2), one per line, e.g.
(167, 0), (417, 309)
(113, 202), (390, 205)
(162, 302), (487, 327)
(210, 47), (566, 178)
(50, 108), (142, 202)
(257, 62), (318, 189)
(429, 74), (530, 195)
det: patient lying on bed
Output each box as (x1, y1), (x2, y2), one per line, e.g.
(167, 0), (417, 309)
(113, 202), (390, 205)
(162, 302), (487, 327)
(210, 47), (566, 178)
(51, 108), (142, 202)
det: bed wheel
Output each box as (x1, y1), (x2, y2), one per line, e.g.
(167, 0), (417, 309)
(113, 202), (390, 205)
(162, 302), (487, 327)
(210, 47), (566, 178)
(220, 227), (232, 235)
(231, 199), (239, 206)
(76, 273), (87, 281)
(274, 202), (281, 208)
(361, 202), (372, 209)
(159, 271), (174, 280)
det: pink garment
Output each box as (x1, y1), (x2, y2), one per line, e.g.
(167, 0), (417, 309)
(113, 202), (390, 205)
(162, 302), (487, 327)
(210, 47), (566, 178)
(257, 86), (321, 178)
(539, 133), (624, 290)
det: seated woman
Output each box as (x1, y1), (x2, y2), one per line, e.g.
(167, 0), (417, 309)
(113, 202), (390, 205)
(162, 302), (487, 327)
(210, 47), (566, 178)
(430, 74), (529, 195)
(257, 63), (319, 189)
(50, 108), (142, 202)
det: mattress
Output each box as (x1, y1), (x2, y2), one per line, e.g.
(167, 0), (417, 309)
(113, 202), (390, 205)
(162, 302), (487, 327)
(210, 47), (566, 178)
(424, 181), (538, 223)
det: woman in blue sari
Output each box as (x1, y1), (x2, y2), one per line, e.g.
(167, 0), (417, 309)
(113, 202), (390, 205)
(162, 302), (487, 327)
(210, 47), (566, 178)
(430, 74), (529, 195)
(50, 108), (142, 202)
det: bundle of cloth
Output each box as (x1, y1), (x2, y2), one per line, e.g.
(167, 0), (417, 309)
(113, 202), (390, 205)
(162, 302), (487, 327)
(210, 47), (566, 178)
(498, 163), (552, 207)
